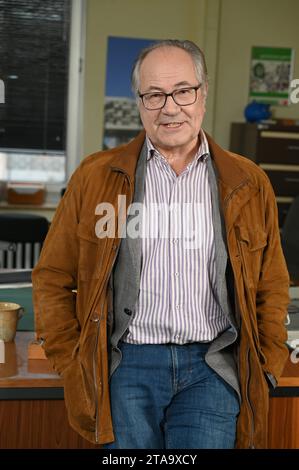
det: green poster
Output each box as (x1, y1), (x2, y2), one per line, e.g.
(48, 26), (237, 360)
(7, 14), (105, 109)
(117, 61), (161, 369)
(249, 46), (294, 105)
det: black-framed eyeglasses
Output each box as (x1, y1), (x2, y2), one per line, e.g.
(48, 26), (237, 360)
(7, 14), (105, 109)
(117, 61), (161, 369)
(138, 84), (202, 110)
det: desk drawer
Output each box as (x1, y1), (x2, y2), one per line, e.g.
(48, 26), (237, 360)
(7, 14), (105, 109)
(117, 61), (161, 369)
(260, 165), (299, 197)
(257, 131), (299, 165)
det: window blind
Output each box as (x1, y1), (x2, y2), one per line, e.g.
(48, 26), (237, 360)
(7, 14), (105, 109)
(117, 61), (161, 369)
(0, 0), (70, 151)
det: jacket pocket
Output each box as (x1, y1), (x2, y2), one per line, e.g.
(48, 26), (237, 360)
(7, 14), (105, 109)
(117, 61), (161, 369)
(238, 225), (267, 251)
(62, 357), (96, 430)
(236, 225), (267, 364)
(250, 327), (267, 365)
(236, 225), (267, 289)
(77, 223), (107, 281)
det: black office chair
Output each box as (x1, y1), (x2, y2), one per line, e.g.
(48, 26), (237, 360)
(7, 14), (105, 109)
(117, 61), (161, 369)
(0, 213), (49, 269)
(281, 195), (299, 283)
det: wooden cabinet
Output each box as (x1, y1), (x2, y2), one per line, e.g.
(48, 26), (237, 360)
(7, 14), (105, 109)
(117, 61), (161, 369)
(230, 122), (299, 227)
(0, 333), (100, 449)
(268, 357), (299, 448)
(268, 396), (299, 448)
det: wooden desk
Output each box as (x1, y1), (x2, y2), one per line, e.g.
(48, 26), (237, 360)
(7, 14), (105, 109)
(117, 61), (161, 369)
(0, 332), (99, 448)
(0, 332), (298, 448)
(268, 355), (299, 448)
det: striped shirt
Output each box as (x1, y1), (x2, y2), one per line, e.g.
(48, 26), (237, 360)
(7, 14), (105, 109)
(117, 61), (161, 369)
(124, 130), (229, 345)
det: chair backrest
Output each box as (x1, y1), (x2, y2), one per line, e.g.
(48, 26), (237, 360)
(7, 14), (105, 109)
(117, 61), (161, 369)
(0, 213), (49, 269)
(281, 195), (299, 282)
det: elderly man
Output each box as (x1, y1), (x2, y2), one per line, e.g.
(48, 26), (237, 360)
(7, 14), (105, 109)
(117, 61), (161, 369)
(32, 40), (289, 449)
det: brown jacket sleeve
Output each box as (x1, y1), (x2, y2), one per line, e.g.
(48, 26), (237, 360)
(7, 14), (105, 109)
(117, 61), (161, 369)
(32, 169), (82, 375)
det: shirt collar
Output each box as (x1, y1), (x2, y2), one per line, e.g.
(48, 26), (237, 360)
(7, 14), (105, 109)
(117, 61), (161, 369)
(146, 129), (210, 164)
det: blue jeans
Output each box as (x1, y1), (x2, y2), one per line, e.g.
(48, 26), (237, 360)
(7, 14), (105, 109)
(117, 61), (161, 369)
(103, 341), (239, 449)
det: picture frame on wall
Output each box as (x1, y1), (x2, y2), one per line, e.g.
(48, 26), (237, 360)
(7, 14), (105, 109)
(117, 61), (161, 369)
(249, 46), (295, 106)
(103, 36), (157, 149)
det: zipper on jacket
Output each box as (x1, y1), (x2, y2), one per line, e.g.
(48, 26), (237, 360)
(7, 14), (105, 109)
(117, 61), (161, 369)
(233, 233), (257, 449)
(235, 293), (255, 448)
(224, 181), (260, 449)
(91, 171), (133, 443)
(83, 172), (132, 332)
(92, 243), (125, 443)
(245, 348), (255, 448)
(91, 302), (103, 444)
(236, 235), (264, 359)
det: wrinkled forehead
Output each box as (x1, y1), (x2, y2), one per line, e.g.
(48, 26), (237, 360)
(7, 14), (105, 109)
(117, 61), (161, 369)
(139, 47), (198, 90)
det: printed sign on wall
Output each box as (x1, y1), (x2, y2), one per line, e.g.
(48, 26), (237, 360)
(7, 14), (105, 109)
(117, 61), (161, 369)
(249, 46), (294, 105)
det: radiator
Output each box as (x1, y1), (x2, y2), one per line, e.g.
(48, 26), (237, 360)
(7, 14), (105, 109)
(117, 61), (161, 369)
(0, 241), (42, 269)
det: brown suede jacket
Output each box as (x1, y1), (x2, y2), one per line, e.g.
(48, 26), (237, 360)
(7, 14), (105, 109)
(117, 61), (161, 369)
(32, 130), (290, 448)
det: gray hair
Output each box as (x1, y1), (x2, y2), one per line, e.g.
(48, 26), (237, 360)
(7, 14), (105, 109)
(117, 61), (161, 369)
(131, 39), (208, 98)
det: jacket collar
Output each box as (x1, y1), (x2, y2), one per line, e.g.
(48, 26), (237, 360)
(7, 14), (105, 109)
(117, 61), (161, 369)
(205, 132), (248, 190)
(109, 130), (258, 210)
(205, 133), (259, 228)
(109, 131), (146, 181)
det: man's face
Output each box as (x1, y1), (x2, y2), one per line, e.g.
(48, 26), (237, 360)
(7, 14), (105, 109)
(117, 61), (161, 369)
(138, 47), (207, 156)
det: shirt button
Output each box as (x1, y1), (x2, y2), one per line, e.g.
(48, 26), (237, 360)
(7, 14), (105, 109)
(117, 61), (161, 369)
(174, 272), (180, 277)
(176, 305), (181, 310)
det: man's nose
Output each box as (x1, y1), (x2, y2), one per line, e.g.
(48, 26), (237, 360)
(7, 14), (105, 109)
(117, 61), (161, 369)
(162, 95), (180, 114)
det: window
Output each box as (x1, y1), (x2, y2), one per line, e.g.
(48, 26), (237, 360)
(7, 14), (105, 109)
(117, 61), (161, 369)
(0, 0), (71, 183)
